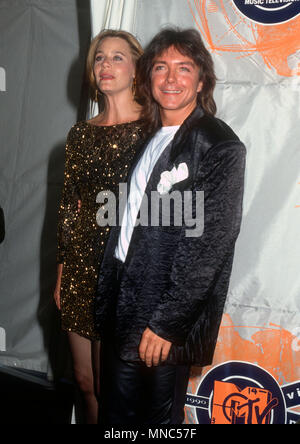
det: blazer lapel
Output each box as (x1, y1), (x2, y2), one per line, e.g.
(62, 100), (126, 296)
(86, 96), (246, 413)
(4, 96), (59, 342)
(143, 140), (175, 197)
(170, 106), (204, 163)
(111, 106), (206, 266)
(142, 106), (205, 195)
(126, 106), (204, 195)
(123, 139), (175, 267)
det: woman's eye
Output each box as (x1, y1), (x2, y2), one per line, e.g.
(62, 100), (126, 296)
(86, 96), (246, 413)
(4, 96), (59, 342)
(95, 55), (103, 62)
(154, 65), (165, 71)
(113, 55), (123, 61)
(180, 66), (190, 72)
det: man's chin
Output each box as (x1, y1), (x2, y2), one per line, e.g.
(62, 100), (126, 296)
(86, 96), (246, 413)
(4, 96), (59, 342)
(157, 102), (184, 111)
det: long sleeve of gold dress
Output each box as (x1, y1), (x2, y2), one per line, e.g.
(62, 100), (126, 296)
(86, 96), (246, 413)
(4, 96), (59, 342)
(57, 120), (144, 340)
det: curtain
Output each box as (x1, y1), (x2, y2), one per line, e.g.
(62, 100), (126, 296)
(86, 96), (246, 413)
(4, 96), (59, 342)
(0, 0), (91, 377)
(90, 0), (138, 36)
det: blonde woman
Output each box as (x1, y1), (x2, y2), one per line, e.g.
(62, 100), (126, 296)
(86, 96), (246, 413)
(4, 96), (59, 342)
(54, 30), (144, 424)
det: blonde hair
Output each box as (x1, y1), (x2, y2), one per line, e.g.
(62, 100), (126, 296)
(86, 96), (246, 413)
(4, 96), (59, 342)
(86, 29), (143, 109)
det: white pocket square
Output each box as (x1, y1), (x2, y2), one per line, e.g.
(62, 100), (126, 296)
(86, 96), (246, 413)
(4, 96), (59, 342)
(157, 163), (189, 195)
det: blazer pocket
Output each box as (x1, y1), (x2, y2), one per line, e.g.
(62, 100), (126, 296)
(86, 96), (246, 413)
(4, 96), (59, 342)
(170, 177), (192, 193)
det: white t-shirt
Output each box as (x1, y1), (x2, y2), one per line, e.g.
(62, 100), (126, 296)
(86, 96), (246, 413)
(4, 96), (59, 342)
(115, 125), (180, 263)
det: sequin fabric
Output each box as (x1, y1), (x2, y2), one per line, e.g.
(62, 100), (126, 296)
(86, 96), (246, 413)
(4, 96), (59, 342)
(57, 120), (144, 340)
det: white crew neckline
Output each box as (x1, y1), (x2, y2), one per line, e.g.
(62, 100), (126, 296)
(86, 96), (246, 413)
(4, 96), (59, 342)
(159, 125), (180, 133)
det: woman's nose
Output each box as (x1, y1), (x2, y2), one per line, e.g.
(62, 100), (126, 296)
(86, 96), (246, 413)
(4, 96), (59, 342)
(102, 56), (112, 67)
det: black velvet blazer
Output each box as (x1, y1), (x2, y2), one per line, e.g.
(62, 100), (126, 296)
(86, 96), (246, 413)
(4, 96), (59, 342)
(95, 106), (246, 367)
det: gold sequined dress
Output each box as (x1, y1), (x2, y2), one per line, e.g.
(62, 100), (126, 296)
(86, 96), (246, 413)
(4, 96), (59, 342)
(57, 120), (144, 340)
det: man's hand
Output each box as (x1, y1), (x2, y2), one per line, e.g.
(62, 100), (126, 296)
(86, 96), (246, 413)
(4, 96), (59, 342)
(139, 328), (172, 367)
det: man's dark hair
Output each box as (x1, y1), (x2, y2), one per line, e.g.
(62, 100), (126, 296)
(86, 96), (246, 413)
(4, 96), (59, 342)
(136, 27), (217, 132)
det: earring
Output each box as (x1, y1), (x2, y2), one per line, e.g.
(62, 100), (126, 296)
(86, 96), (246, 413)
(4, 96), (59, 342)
(132, 77), (137, 98)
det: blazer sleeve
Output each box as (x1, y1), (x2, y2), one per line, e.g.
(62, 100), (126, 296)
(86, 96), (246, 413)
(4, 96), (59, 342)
(57, 126), (81, 263)
(148, 140), (246, 345)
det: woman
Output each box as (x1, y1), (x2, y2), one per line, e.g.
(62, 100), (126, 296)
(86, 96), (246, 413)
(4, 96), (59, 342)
(54, 30), (145, 424)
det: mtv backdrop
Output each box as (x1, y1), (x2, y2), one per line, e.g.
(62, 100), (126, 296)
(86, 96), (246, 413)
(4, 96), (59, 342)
(130, 0), (300, 424)
(185, 0), (300, 424)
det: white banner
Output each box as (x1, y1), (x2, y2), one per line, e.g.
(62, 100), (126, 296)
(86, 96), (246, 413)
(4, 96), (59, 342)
(91, 0), (300, 424)
(90, 0), (138, 36)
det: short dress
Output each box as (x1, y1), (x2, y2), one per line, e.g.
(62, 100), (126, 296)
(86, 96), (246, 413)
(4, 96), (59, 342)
(57, 120), (144, 340)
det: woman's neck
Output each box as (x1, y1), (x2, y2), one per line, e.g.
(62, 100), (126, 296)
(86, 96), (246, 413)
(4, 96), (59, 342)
(93, 91), (142, 126)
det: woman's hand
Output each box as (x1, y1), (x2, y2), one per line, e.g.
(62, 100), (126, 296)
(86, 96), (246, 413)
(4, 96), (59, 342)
(54, 264), (63, 310)
(54, 200), (80, 310)
(54, 285), (61, 311)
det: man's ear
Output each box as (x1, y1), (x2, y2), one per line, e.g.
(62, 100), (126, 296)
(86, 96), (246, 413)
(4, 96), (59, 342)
(197, 81), (203, 93)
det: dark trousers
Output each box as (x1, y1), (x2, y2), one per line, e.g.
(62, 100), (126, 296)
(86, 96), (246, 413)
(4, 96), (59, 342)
(99, 339), (190, 425)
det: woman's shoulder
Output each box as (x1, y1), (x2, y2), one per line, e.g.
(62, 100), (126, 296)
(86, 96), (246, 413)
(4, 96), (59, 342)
(69, 120), (93, 133)
(63, 121), (95, 156)
(66, 120), (95, 141)
(85, 110), (145, 130)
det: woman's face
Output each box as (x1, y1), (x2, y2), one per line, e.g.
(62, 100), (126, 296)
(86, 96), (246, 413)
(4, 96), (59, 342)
(93, 37), (136, 96)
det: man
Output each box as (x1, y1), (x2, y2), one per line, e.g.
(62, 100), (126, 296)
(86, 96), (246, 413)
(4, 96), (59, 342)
(95, 28), (246, 424)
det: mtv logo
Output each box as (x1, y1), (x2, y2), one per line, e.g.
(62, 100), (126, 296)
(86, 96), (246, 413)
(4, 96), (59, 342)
(0, 67), (6, 92)
(211, 380), (279, 424)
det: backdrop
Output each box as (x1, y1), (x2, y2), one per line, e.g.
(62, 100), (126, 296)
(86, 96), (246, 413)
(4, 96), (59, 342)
(0, 0), (91, 377)
(92, 0), (300, 425)
(0, 0), (299, 424)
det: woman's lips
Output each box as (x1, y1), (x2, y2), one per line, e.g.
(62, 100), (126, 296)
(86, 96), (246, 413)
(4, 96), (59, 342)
(100, 74), (115, 80)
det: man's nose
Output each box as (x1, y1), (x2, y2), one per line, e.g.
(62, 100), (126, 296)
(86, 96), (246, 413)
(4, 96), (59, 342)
(166, 68), (176, 83)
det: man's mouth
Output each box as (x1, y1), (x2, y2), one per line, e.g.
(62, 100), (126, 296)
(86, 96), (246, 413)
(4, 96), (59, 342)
(161, 90), (182, 94)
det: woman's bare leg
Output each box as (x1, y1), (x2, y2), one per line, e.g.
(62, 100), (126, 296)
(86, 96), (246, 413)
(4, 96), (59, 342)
(67, 332), (100, 424)
(92, 339), (101, 398)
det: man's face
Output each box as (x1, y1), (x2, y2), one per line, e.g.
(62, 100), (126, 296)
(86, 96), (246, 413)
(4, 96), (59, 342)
(151, 46), (203, 117)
